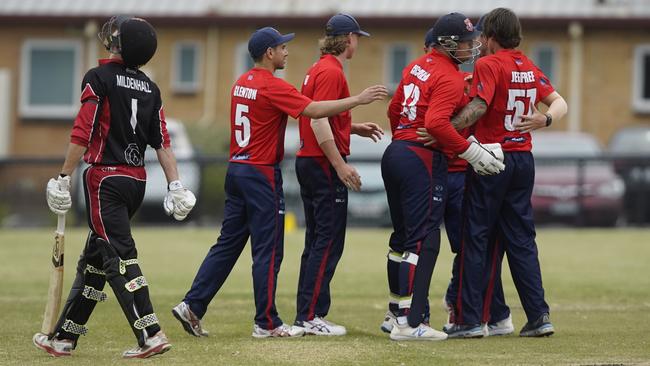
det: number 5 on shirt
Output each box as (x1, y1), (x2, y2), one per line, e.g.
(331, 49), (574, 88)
(504, 88), (536, 131)
(235, 103), (251, 147)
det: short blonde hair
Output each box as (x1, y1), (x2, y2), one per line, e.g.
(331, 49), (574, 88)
(319, 35), (348, 56)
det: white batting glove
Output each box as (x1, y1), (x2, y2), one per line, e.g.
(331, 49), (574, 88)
(163, 180), (196, 221)
(46, 175), (71, 215)
(459, 137), (506, 176)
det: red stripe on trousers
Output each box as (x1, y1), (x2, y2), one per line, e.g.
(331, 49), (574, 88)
(307, 158), (334, 320)
(482, 238), (500, 323)
(264, 172), (278, 330)
(405, 146), (433, 315)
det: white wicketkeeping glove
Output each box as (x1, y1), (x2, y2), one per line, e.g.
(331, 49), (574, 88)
(46, 175), (71, 215)
(459, 136), (506, 176)
(468, 135), (505, 163)
(163, 180), (196, 221)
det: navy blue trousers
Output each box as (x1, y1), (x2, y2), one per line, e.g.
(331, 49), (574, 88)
(294, 156), (348, 322)
(457, 152), (549, 325)
(445, 170), (510, 324)
(382, 140), (446, 327)
(183, 162), (285, 330)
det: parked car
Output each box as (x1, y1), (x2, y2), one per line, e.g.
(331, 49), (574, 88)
(531, 131), (624, 226)
(74, 119), (201, 222)
(282, 126), (391, 227)
(608, 125), (650, 224)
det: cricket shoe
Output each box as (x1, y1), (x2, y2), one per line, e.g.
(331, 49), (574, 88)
(172, 301), (209, 337)
(296, 317), (347, 336)
(32, 333), (73, 357)
(123, 331), (172, 359)
(444, 324), (484, 339)
(380, 311), (396, 333)
(483, 314), (514, 337)
(252, 323), (305, 338)
(390, 322), (447, 341)
(519, 313), (554, 337)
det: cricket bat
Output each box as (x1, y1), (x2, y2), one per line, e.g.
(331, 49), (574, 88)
(41, 180), (68, 335)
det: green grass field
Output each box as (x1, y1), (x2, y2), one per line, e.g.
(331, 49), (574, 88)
(2, 227), (650, 365)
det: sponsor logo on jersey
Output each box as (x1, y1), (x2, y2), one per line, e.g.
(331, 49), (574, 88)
(231, 153), (250, 160)
(233, 85), (258, 100)
(409, 64), (430, 82)
(505, 136), (527, 143)
(511, 71), (535, 83)
(116, 75), (152, 93)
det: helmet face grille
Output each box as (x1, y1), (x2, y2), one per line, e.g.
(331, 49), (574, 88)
(98, 15), (131, 54)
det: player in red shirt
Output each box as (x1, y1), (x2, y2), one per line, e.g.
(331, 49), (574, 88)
(173, 27), (387, 339)
(446, 8), (568, 338)
(293, 14), (384, 336)
(36, 16), (195, 358)
(381, 13), (505, 341)
(416, 16), (515, 337)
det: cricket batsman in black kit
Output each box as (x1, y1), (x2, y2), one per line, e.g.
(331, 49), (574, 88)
(33, 15), (196, 358)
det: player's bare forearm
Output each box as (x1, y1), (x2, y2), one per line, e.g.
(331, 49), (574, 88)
(156, 147), (180, 184)
(60, 143), (87, 176)
(542, 91), (568, 121)
(303, 99), (354, 119)
(319, 139), (346, 170)
(451, 98), (487, 131)
(311, 117), (344, 169)
(302, 85), (387, 119)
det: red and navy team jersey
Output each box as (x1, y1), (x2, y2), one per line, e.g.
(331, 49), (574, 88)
(297, 54), (351, 157)
(470, 49), (555, 152)
(229, 68), (312, 165)
(387, 49), (470, 157)
(70, 59), (170, 166)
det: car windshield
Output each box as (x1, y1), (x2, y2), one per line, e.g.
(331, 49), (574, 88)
(532, 132), (602, 158)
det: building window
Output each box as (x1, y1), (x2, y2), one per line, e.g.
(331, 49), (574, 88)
(633, 44), (650, 113)
(172, 42), (202, 93)
(235, 42), (255, 80)
(20, 39), (82, 119)
(531, 43), (559, 85)
(385, 44), (412, 93)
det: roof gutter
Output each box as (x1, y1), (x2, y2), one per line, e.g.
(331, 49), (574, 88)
(0, 15), (648, 29)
